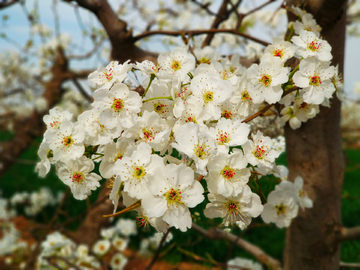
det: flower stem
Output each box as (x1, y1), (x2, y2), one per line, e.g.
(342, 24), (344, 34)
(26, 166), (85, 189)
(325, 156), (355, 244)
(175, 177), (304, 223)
(143, 96), (173, 103)
(142, 73), (156, 98)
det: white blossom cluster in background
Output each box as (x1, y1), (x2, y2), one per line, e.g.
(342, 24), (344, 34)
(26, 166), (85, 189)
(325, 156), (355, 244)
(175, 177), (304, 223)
(1, 189), (154, 270)
(36, 7), (342, 234)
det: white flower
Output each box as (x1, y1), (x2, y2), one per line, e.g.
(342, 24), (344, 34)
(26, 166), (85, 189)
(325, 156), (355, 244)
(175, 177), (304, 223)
(99, 138), (136, 178)
(194, 46), (220, 64)
(88, 60), (133, 89)
(110, 253), (128, 270)
(204, 185), (263, 227)
(36, 141), (53, 177)
(142, 163), (204, 232)
(57, 156), (102, 200)
(228, 257), (263, 270)
(264, 37), (295, 62)
(112, 236), (129, 252)
(189, 71), (233, 120)
(113, 142), (165, 199)
(208, 118), (250, 153)
(294, 13), (321, 37)
(92, 83), (142, 129)
(291, 30), (332, 61)
(246, 54), (290, 104)
(261, 189), (299, 228)
(77, 108), (121, 145)
(116, 219), (137, 237)
(43, 108), (72, 131)
(293, 58), (336, 105)
(45, 119), (85, 162)
(172, 122), (217, 175)
(92, 239), (111, 256)
(276, 177), (313, 210)
(206, 150), (250, 197)
(158, 47), (196, 80)
(242, 131), (280, 168)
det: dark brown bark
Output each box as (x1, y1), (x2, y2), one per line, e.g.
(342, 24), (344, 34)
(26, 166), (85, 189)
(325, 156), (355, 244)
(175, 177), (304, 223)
(74, 0), (158, 63)
(71, 181), (115, 246)
(283, 1), (347, 269)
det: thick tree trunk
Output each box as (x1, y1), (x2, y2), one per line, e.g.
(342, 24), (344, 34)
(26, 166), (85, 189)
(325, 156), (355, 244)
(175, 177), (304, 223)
(283, 1), (347, 269)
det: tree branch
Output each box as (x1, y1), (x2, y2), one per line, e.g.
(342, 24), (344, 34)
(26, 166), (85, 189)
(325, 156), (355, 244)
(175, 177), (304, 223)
(339, 226), (360, 242)
(0, 0), (19, 9)
(134, 28), (269, 46)
(71, 78), (94, 103)
(191, 223), (281, 269)
(71, 0), (158, 63)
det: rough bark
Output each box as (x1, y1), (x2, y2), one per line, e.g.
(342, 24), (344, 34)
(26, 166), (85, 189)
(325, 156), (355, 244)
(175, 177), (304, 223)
(283, 1), (347, 269)
(74, 0), (158, 63)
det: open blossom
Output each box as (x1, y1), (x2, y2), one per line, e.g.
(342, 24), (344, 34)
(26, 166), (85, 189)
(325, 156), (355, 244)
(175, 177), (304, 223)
(293, 58), (336, 104)
(158, 47), (196, 80)
(292, 30), (332, 61)
(113, 142), (164, 199)
(189, 71), (233, 120)
(43, 108), (72, 131)
(206, 150), (250, 197)
(264, 37), (295, 62)
(204, 185), (263, 227)
(142, 163), (204, 232)
(261, 189), (299, 228)
(294, 13), (321, 37)
(276, 177), (313, 210)
(57, 156), (102, 200)
(246, 54), (290, 104)
(208, 118), (250, 154)
(172, 122), (217, 175)
(242, 131), (280, 168)
(88, 60), (133, 89)
(45, 118), (85, 161)
(92, 82), (142, 129)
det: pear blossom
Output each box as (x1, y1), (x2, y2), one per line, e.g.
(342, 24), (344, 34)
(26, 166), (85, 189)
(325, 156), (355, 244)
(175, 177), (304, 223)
(110, 253), (128, 270)
(116, 219), (137, 237)
(158, 47), (196, 80)
(57, 156), (102, 200)
(293, 58), (336, 104)
(294, 13), (321, 37)
(113, 142), (165, 199)
(172, 122), (217, 175)
(246, 54), (290, 104)
(208, 118), (250, 153)
(206, 150), (250, 197)
(264, 37), (295, 62)
(45, 118), (85, 161)
(291, 30), (332, 61)
(242, 131), (280, 168)
(92, 82), (142, 129)
(43, 108), (73, 131)
(189, 71), (233, 120)
(204, 185), (263, 227)
(276, 177), (313, 210)
(88, 60), (133, 89)
(142, 163), (204, 232)
(227, 257), (263, 270)
(261, 189), (299, 228)
(92, 239), (111, 256)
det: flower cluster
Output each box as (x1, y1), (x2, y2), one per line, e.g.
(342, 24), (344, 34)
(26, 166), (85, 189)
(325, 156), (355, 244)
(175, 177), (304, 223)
(36, 7), (338, 233)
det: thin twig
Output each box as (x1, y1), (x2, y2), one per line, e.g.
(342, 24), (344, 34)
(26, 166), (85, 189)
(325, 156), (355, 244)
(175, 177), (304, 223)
(71, 78), (94, 103)
(146, 228), (173, 270)
(134, 28), (269, 46)
(191, 223), (281, 269)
